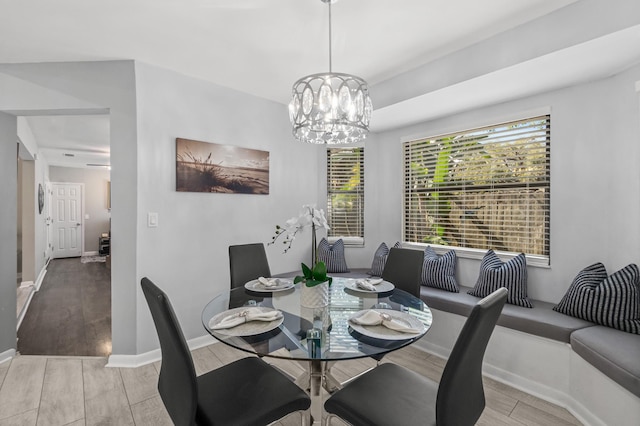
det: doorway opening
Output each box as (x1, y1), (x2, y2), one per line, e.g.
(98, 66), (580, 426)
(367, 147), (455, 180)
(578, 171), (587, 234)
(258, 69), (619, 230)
(16, 113), (112, 357)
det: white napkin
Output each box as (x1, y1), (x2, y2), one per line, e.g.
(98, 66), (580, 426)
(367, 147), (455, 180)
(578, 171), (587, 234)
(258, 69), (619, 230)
(209, 308), (283, 330)
(257, 277), (290, 289)
(355, 278), (384, 291)
(350, 310), (422, 334)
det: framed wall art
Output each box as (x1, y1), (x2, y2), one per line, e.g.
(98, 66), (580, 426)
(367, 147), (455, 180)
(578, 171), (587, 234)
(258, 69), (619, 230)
(176, 138), (269, 194)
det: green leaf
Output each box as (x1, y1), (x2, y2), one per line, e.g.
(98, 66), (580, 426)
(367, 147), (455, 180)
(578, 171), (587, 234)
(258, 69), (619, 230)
(301, 263), (312, 278)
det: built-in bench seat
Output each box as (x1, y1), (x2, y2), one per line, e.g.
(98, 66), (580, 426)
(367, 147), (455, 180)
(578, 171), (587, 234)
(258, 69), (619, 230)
(420, 285), (595, 343)
(571, 326), (640, 398)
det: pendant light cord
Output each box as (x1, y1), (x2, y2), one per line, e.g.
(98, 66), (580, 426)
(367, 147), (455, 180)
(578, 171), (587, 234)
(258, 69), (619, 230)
(328, 1), (332, 73)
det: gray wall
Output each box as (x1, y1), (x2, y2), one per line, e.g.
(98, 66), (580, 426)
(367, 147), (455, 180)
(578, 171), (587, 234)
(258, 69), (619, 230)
(20, 160), (35, 282)
(0, 112), (17, 358)
(134, 63), (322, 352)
(18, 119), (51, 276)
(50, 166), (111, 253)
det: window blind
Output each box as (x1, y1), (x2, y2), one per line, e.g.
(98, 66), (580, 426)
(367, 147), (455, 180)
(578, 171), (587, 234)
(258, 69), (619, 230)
(403, 116), (550, 259)
(327, 148), (364, 241)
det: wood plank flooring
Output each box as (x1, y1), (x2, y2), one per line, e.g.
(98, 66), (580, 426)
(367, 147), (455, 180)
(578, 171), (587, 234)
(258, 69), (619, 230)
(17, 258), (111, 357)
(0, 344), (582, 426)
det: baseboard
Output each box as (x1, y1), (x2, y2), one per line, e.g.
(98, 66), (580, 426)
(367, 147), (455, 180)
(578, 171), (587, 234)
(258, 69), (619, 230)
(19, 281), (34, 288)
(83, 251), (99, 256)
(106, 334), (218, 368)
(0, 349), (16, 365)
(16, 285), (36, 331)
(34, 263), (48, 292)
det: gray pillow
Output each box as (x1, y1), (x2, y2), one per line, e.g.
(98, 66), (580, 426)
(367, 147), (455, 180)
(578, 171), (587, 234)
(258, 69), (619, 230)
(469, 250), (532, 308)
(554, 263), (640, 334)
(368, 243), (389, 277)
(367, 242), (402, 277)
(421, 246), (458, 292)
(317, 238), (349, 273)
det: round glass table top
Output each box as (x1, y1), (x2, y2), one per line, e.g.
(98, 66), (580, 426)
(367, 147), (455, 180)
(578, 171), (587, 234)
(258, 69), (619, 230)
(202, 277), (433, 362)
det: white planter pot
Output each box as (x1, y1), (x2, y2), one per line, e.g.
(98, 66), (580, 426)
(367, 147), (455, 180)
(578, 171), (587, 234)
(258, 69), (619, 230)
(300, 281), (329, 308)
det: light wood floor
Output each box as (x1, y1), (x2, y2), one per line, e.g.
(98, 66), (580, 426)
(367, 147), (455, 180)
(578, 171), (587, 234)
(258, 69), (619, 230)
(0, 344), (581, 426)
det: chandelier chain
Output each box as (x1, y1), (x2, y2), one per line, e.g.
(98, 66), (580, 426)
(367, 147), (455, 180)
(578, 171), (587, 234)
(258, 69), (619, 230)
(328, 1), (332, 72)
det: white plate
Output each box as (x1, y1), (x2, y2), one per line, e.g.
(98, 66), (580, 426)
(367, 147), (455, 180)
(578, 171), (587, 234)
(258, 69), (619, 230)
(208, 307), (284, 336)
(348, 309), (426, 340)
(344, 279), (395, 293)
(244, 278), (294, 293)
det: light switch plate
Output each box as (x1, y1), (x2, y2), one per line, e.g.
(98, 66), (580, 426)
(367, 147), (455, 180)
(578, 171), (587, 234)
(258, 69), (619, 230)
(148, 212), (158, 227)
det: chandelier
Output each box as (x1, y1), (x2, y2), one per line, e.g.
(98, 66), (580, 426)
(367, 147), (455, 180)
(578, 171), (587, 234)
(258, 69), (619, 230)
(289, 0), (372, 145)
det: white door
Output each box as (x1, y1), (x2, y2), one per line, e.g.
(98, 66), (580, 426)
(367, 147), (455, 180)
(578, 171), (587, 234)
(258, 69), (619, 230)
(52, 183), (83, 258)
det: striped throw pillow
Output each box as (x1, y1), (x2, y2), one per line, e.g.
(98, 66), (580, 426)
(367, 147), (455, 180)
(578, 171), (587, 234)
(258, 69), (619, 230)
(554, 263), (640, 334)
(421, 247), (459, 292)
(368, 243), (389, 277)
(469, 250), (532, 308)
(317, 238), (349, 273)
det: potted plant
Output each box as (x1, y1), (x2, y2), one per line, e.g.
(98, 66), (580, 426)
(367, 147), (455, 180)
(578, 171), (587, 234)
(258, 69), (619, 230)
(295, 261), (333, 307)
(270, 205), (332, 307)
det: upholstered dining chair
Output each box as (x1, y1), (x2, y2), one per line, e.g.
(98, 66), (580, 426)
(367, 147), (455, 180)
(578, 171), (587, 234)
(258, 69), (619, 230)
(324, 287), (508, 426)
(381, 247), (424, 297)
(141, 277), (310, 426)
(229, 243), (272, 289)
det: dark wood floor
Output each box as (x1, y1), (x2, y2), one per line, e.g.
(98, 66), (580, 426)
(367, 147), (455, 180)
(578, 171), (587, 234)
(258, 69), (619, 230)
(17, 258), (111, 357)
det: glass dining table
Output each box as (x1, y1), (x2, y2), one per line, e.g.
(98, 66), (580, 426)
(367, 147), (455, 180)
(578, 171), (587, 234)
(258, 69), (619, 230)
(201, 277), (433, 424)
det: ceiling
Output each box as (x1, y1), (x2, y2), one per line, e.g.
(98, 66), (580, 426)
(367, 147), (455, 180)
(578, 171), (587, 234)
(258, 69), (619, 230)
(4, 0), (638, 168)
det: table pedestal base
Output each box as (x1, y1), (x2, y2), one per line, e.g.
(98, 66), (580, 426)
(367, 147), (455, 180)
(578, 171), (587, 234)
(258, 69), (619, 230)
(294, 361), (343, 425)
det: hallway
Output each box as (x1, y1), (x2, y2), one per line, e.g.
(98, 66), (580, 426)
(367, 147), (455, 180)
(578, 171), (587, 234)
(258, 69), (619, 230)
(17, 258), (111, 357)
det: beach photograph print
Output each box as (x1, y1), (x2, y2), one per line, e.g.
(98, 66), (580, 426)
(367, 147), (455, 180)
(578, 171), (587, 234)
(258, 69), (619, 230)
(176, 138), (269, 194)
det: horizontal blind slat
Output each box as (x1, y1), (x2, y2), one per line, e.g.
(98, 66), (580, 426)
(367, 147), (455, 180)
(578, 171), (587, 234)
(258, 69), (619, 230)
(403, 115), (550, 257)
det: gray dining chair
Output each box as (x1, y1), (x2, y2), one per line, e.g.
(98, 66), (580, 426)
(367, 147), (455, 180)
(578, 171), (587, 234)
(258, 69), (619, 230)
(228, 243), (271, 289)
(324, 287), (508, 426)
(141, 277), (310, 426)
(381, 247), (424, 297)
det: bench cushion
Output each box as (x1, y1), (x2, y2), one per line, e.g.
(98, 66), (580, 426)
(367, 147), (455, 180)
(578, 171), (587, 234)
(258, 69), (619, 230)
(571, 326), (640, 398)
(421, 285), (595, 342)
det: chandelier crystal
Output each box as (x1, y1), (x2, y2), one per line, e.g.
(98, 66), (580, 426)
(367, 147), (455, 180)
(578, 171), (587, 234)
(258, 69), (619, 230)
(289, 0), (372, 144)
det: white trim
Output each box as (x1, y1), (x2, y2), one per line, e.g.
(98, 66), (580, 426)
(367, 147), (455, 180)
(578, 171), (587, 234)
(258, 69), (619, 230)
(635, 80), (640, 92)
(34, 261), (48, 292)
(16, 283), (36, 330)
(0, 349), (16, 364)
(402, 242), (551, 268)
(82, 251), (99, 257)
(106, 334), (217, 368)
(327, 236), (364, 247)
(400, 106), (552, 144)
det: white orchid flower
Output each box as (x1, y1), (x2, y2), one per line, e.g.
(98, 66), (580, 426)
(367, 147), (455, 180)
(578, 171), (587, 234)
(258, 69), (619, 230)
(269, 203), (330, 255)
(312, 208), (330, 230)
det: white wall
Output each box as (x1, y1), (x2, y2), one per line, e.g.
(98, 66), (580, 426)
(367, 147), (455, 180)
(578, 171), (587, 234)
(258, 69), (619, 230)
(134, 63), (324, 352)
(365, 63), (640, 303)
(49, 166), (111, 253)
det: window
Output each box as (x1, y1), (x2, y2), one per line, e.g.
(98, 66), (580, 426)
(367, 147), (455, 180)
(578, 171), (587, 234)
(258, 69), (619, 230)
(327, 148), (364, 245)
(403, 115), (550, 263)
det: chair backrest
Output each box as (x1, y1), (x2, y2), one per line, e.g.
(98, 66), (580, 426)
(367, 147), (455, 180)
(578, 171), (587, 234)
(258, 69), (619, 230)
(141, 277), (198, 426)
(436, 287), (508, 426)
(381, 248), (424, 297)
(229, 243), (271, 289)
